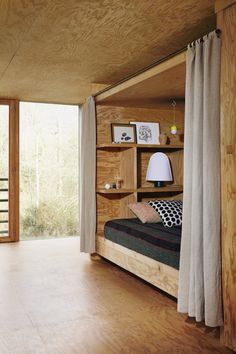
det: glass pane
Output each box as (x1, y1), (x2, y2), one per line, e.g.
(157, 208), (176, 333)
(20, 102), (79, 240)
(0, 105), (9, 237)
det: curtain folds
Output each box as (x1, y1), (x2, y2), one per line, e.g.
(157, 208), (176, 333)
(79, 96), (96, 253)
(177, 31), (223, 327)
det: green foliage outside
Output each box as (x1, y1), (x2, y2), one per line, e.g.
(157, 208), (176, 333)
(21, 198), (78, 238)
(20, 102), (79, 239)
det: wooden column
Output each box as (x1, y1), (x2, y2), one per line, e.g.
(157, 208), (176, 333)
(9, 100), (19, 242)
(217, 1), (236, 351)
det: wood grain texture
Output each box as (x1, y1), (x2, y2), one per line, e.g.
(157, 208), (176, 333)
(96, 148), (121, 189)
(218, 4), (236, 351)
(9, 100), (19, 242)
(95, 54), (186, 107)
(215, 0), (236, 12)
(120, 148), (137, 189)
(97, 143), (184, 149)
(96, 105), (184, 145)
(0, 238), (232, 354)
(97, 236), (179, 297)
(96, 104), (184, 235)
(96, 147), (136, 190)
(0, 0), (215, 104)
(91, 83), (109, 95)
(96, 193), (136, 231)
(0, 99), (19, 243)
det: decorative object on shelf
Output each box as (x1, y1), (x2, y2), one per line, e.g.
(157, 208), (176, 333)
(111, 182), (116, 189)
(111, 123), (136, 143)
(104, 183), (111, 190)
(159, 132), (168, 145)
(170, 99), (177, 135)
(115, 176), (122, 189)
(146, 152), (173, 187)
(130, 121), (160, 144)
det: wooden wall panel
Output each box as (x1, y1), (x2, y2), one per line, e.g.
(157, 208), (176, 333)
(169, 151), (184, 186)
(218, 3), (236, 351)
(120, 193), (137, 219)
(96, 149), (121, 189)
(215, 0), (236, 12)
(96, 193), (136, 231)
(120, 148), (137, 189)
(97, 194), (121, 231)
(96, 105), (184, 146)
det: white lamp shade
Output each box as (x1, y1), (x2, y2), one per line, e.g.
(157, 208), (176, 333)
(146, 152), (173, 181)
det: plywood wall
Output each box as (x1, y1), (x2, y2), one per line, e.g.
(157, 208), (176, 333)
(96, 105), (184, 145)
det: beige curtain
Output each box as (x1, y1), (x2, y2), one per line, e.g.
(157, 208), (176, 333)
(177, 31), (223, 327)
(80, 96), (96, 253)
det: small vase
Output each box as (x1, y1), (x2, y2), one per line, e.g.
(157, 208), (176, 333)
(159, 133), (167, 145)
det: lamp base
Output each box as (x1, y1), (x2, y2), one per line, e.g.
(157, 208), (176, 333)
(154, 181), (164, 187)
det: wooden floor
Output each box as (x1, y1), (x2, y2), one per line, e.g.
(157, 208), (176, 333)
(0, 238), (232, 354)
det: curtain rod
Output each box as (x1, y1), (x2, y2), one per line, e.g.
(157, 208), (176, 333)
(93, 29), (221, 99)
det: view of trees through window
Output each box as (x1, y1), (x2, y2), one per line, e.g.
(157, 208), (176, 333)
(20, 102), (79, 240)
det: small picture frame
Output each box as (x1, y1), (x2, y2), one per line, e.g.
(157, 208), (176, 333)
(130, 122), (160, 145)
(111, 123), (137, 143)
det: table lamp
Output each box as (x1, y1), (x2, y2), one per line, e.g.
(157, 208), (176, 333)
(146, 152), (173, 187)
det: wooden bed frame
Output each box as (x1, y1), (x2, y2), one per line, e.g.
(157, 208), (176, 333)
(96, 234), (179, 298)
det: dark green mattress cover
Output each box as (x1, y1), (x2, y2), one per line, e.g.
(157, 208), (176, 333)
(104, 218), (181, 269)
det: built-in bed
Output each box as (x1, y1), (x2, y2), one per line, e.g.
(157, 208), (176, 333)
(104, 218), (181, 270)
(97, 218), (181, 298)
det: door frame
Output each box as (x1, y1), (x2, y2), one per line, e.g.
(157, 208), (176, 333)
(0, 99), (19, 242)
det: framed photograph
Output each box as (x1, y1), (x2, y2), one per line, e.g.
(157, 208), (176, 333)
(111, 123), (137, 143)
(130, 122), (160, 144)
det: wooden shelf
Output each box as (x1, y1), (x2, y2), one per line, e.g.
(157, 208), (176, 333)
(137, 185), (183, 193)
(96, 143), (134, 149)
(97, 185), (183, 194)
(96, 143), (184, 150)
(97, 188), (135, 194)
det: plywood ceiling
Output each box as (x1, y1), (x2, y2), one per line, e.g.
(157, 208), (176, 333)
(0, 0), (215, 104)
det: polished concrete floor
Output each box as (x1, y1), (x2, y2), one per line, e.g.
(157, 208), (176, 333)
(0, 238), (232, 354)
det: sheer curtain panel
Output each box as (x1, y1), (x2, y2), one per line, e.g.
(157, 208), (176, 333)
(80, 96), (96, 253)
(177, 31), (223, 327)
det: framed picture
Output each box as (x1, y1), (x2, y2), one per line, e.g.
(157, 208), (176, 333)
(130, 122), (160, 144)
(111, 123), (137, 143)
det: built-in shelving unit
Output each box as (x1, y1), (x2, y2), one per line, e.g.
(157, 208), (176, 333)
(96, 141), (184, 230)
(95, 53), (186, 231)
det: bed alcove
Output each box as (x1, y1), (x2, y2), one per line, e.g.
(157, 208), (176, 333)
(94, 51), (186, 298)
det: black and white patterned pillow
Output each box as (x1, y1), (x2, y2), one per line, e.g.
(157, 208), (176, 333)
(148, 200), (182, 228)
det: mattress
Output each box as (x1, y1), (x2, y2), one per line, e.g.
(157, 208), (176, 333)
(104, 218), (181, 269)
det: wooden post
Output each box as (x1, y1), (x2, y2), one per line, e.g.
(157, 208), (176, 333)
(217, 1), (236, 351)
